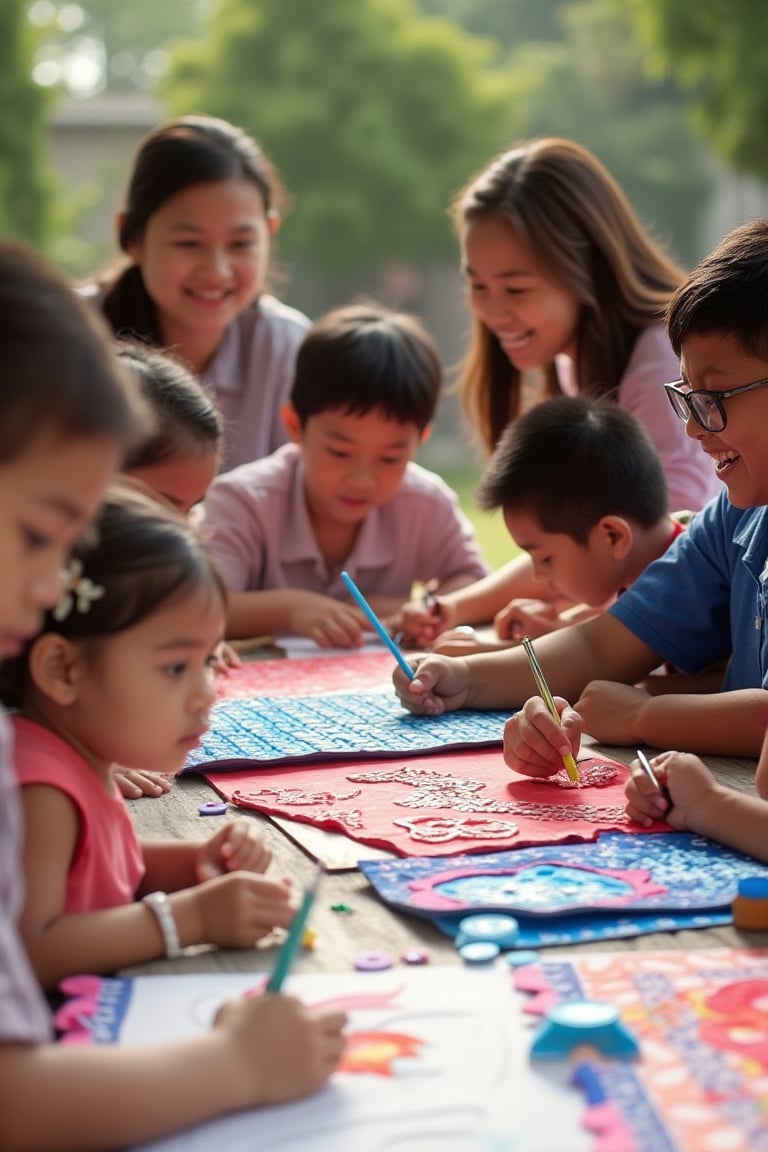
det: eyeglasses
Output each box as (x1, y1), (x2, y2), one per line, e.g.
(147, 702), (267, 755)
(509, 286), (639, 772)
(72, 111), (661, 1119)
(664, 376), (768, 432)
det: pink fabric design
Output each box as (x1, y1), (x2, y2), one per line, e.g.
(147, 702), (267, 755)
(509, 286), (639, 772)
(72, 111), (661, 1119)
(215, 652), (396, 700)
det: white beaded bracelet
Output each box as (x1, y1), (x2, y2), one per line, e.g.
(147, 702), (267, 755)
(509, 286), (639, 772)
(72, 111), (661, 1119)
(142, 890), (182, 958)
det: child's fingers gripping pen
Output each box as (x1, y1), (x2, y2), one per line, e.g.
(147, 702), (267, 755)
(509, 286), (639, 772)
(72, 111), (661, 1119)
(635, 749), (671, 809)
(521, 636), (580, 784)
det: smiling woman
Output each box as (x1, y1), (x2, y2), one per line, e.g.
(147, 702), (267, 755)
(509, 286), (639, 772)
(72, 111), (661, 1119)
(452, 136), (721, 515)
(83, 114), (311, 472)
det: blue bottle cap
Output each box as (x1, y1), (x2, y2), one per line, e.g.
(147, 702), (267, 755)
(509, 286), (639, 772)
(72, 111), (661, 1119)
(455, 913), (519, 949)
(530, 999), (640, 1061)
(506, 950), (541, 968)
(737, 876), (768, 900)
(458, 941), (500, 964)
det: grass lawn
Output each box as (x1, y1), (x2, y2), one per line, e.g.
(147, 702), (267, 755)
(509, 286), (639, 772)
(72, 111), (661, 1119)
(437, 465), (520, 571)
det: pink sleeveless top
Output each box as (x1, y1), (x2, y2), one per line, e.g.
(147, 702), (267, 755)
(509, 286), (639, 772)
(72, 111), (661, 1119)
(12, 717), (145, 913)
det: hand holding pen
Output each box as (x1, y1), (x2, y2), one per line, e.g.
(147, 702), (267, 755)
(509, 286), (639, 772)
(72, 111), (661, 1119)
(520, 637), (580, 783)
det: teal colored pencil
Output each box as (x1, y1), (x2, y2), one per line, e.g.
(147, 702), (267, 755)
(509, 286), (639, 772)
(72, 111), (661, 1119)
(265, 864), (323, 994)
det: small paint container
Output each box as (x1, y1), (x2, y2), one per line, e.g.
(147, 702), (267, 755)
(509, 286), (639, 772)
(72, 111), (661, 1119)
(732, 876), (768, 930)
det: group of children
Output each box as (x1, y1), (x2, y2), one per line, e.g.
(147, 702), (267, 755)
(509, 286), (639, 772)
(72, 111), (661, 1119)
(4, 108), (768, 1149)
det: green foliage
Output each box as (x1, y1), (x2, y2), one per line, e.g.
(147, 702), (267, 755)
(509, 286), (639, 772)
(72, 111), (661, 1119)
(164, 0), (516, 277)
(621, 0), (768, 179)
(0, 0), (50, 245)
(500, 1), (711, 263)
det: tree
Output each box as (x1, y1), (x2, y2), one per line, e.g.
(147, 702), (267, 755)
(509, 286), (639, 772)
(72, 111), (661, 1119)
(497, 1), (711, 263)
(164, 0), (516, 277)
(621, 0), (768, 179)
(0, 0), (50, 245)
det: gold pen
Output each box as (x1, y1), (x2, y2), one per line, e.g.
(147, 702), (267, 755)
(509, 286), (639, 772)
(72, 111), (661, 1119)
(521, 636), (580, 784)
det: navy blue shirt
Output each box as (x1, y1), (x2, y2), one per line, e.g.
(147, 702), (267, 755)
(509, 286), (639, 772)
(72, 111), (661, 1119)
(610, 488), (768, 689)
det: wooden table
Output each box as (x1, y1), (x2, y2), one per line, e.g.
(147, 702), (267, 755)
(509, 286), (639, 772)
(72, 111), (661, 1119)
(122, 741), (768, 979)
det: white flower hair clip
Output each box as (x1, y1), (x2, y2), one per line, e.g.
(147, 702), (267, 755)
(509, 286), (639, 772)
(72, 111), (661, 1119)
(53, 558), (106, 623)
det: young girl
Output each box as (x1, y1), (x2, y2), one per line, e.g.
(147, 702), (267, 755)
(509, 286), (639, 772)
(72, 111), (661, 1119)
(114, 340), (241, 799)
(3, 488), (296, 991)
(453, 136), (719, 514)
(0, 241), (345, 1152)
(118, 339), (223, 515)
(86, 114), (310, 472)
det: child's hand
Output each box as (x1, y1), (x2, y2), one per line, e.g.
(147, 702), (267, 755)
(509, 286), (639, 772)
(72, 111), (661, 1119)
(115, 769), (173, 799)
(214, 993), (347, 1106)
(625, 750), (720, 830)
(494, 598), (560, 642)
(432, 627), (511, 656)
(196, 819), (272, 880)
(289, 592), (366, 649)
(399, 597), (452, 649)
(392, 654), (471, 715)
(574, 680), (651, 745)
(190, 872), (294, 947)
(212, 641), (241, 673)
(503, 695), (582, 778)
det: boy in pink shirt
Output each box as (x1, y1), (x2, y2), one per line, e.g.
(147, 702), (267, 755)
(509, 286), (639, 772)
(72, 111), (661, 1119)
(203, 303), (488, 648)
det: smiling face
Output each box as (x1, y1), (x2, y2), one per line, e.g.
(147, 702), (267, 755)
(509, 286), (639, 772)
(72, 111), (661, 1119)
(679, 332), (768, 508)
(460, 213), (581, 370)
(0, 432), (119, 659)
(125, 178), (276, 370)
(60, 585), (224, 776)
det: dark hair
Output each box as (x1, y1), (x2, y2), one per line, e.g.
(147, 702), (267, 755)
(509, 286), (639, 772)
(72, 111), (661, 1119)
(290, 302), (441, 429)
(476, 395), (669, 544)
(667, 218), (768, 361)
(117, 341), (223, 469)
(452, 137), (685, 453)
(0, 240), (146, 462)
(98, 115), (285, 343)
(0, 487), (226, 709)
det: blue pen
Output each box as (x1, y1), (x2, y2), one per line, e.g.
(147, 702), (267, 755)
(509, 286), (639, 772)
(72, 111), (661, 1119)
(265, 863), (323, 994)
(340, 570), (415, 679)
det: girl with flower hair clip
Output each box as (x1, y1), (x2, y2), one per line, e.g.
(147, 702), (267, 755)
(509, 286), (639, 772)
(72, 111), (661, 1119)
(1, 486), (298, 992)
(0, 241), (345, 1152)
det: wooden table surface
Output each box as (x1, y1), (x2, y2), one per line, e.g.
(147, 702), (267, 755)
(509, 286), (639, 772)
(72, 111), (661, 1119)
(122, 734), (768, 980)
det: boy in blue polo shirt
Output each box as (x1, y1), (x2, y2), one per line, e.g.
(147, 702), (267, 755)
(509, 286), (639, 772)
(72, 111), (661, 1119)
(393, 218), (768, 764)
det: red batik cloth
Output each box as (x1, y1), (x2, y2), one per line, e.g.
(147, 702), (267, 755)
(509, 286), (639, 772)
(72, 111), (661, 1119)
(200, 748), (671, 857)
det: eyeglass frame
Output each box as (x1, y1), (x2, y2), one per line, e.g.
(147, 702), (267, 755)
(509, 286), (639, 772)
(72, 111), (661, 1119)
(664, 375), (768, 432)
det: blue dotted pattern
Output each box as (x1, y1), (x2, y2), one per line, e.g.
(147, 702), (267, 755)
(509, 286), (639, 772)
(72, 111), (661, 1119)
(360, 831), (768, 945)
(183, 692), (509, 771)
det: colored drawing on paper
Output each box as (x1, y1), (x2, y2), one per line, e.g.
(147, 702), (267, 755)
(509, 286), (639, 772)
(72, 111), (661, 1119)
(183, 693), (510, 771)
(515, 948), (768, 1152)
(55, 967), (592, 1152)
(208, 749), (650, 858)
(339, 1031), (424, 1076)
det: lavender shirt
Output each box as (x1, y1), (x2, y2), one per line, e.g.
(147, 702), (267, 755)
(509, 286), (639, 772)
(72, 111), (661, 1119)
(557, 325), (721, 513)
(201, 296), (310, 473)
(203, 443), (489, 598)
(0, 709), (51, 1043)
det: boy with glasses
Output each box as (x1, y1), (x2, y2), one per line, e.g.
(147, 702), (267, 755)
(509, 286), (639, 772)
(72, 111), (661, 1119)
(393, 218), (768, 768)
